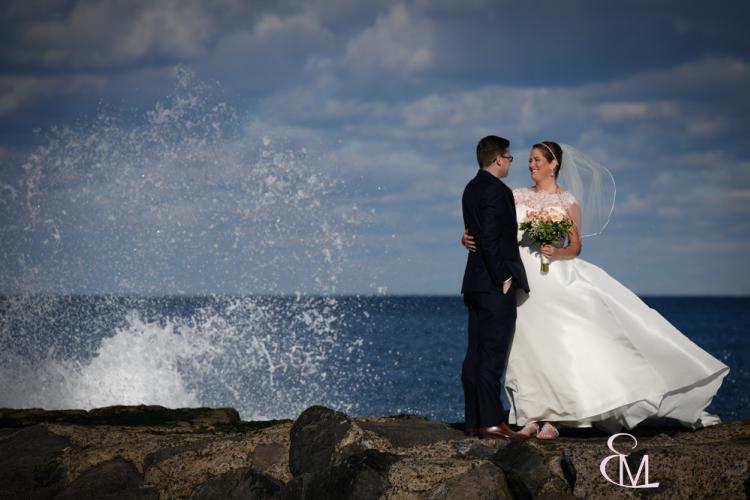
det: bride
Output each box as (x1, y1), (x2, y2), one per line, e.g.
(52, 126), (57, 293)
(462, 141), (729, 439)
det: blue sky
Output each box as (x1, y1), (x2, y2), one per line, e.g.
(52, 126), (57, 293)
(1, 0), (749, 295)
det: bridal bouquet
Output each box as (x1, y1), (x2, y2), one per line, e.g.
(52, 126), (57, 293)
(519, 208), (574, 272)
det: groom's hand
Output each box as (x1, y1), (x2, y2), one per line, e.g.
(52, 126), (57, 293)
(502, 278), (512, 295)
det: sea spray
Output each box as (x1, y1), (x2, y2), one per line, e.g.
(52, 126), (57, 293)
(5, 67), (352, 295)
(0, 66), (371, 418)
(0, 295), (366, 419)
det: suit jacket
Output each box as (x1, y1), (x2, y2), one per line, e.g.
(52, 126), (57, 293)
(461, 169), (529, 294)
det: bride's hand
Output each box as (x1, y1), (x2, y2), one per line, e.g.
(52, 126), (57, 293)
(462, 230), (477, 252)
(540, 244), (561, 260)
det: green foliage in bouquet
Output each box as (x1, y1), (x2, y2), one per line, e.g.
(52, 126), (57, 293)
(519, 210), (574, 245)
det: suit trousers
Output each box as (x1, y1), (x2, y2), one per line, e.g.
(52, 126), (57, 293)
(461, 290), (517, 428)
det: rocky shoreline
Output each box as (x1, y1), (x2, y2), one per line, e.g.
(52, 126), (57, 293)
(0, 405), (748, 499)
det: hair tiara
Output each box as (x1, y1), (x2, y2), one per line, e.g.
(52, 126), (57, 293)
(540, 142), (558, 163)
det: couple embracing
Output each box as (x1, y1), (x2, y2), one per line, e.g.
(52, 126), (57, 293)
(459, 135), (729, 440)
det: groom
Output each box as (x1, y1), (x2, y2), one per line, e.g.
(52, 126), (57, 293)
(460, 135), (529, 439)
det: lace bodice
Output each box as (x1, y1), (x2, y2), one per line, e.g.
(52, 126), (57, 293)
(512, 187), (577, 212)
(513, 188), (580, 245)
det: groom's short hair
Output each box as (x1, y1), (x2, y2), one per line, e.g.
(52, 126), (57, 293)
(476, 135), (509, 169)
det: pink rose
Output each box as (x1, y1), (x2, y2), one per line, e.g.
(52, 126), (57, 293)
(549, 211), (565, 222)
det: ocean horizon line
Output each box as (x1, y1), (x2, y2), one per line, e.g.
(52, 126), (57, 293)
(1, 293), (748, 299)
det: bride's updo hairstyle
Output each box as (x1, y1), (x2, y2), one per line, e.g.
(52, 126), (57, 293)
(533, 141), (563, 178)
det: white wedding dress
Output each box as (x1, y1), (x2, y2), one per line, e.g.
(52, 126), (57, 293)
(504, 188), (730, 432)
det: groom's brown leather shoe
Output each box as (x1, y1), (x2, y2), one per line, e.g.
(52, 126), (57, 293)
(464, 426), (479, 437)
(479, 422), (528, 440)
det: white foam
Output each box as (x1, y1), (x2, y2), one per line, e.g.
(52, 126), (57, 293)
(0, 297), (361, 420)
(0, 311), (199, 410)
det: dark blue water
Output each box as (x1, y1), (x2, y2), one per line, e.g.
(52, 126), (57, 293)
(0, 295), (747, 423)
(346, 296), (748, 423)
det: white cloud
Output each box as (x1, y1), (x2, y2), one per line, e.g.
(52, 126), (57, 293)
(399, 87), (558, 140)
(216, 9), (324, 51)
(14, 0), (235, 68)
(668, 151), (735, 170)
(729, 189), (750, 200)
(686, 117), (728, 138)
(617, 193), (650, 214)
(671, 240), (750, 254)
(260, 86), (390, 124)
(595, 101), (678, 122)
(345, 3), (436, 76)
(596, 56), (750, 102)
(0, 77), (45, 115)
(255, 10), (321, 40)
(0, 74), (105, 116)
(414, 0), (492, 10)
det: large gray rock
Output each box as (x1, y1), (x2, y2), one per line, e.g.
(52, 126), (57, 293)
(491, 441), (569, 500)
(283, 449), (399, 500)
(289, 406), (358, 477)
(0, 409), (89, 428)
(357, 417), (465, 448)
(0, 425), (69, 500)
(54, 458), (158, 500)
(279, 473), (314, 500)
(191, 468), (282, 500)
(0, 405), (241, 430)
(143, 441), (212, 471)
(426, 463), (512, 500)
(250, 442), (288, 474)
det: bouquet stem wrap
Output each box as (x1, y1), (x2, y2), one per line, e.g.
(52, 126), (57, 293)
(540, 254), (550, 273)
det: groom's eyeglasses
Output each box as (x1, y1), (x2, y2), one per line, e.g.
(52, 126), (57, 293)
(502, 155), (514, 163)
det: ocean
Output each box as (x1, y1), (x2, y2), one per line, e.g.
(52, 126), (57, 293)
(1, 295), (747, 424)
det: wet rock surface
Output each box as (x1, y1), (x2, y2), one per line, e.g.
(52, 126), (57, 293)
(0, 425), (70, 499)
(190, 467), (282, 500)
(55, 458), (159, 500)
(0, 405), (252, 431)
(289, 405), (357, 476)
(283, 449), (399, 500)
(0, 405), (747, 499)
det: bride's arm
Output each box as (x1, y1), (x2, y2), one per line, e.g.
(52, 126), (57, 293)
(461, 229), (477, 252)
(541, 203), (582, 260)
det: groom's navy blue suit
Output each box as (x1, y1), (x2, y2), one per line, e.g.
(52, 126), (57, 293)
(461, 169), (528, 429)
